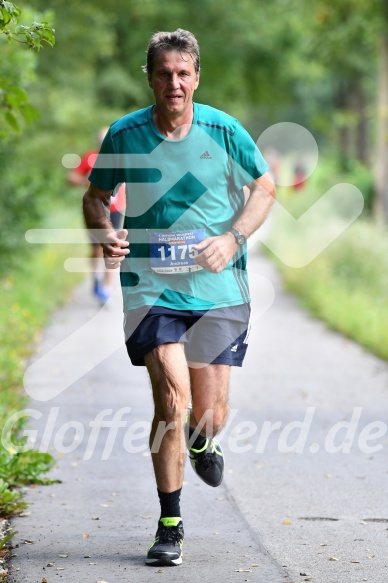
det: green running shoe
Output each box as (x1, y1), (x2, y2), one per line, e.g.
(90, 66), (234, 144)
(146, 517), (184, 566)
(189, 437), (224, 487)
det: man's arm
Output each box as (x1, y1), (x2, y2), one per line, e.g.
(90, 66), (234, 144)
(83, 182), (129, 269)
(193, 172), (275, 273)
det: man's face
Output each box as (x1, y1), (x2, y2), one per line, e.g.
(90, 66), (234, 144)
(148, 49), (199, 118)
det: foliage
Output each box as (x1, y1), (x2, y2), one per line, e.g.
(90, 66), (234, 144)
(0, 1), (54, 135)
(276, 154), (374, 217)
(276, 220), (388, 360)
(0, 204), (85, 517)
(0, 449), (57, 488)
(0, 528), (18, 550)
(0, 135), (55, 273)
(269, 159), (388, 360)
(0, 479), (27, 517)
(23, 0), (382, 157)
(0, 202), (85, 398)
(0, 1), (55, 50)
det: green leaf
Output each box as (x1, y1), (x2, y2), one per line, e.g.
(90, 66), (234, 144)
(0, 1), (21, 25)
(0, 529), (18, 551)
(40, 26), (55, 46)
(3, 1), (21, 18)
(4, 110), (19, 131)
(19, 102), (40, 124)
(5, 85), (27, 108)
(1, 7), (11, 25)
(13, 24), (28, 34)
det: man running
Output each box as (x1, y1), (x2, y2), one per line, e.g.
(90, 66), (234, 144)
(83, 28), (275, 566)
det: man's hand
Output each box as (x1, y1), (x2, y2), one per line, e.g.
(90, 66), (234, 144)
(192, 233), (238, 273)
(102, 229), (129, 269)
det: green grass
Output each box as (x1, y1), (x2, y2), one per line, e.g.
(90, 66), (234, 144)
(269, 157), (388, 361)
(275, 220), (388, 359)
(0, 203), (86, 517)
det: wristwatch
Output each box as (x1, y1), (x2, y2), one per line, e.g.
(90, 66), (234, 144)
(228, 228), (246, 246)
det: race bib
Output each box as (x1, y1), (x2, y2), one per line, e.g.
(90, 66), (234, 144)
(149, 229), (206, 274)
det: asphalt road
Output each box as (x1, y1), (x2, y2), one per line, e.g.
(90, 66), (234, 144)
(7, 251), (388, 583)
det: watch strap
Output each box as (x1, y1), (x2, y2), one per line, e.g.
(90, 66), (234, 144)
(228, 228), (246, 245)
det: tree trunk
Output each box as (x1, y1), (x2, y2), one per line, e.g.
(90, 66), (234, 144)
(374, 31), (388, 221)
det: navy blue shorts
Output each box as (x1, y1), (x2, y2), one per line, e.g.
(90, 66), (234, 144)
(124, 304), (251, 367)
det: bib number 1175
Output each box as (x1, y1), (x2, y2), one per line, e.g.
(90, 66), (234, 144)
(157, 244), (198, 262)
(149, 229), (205, 274)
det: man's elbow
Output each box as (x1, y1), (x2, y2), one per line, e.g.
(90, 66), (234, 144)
(268, 181), (276, 201)
(254, 172), (276, 201)
(261, 180), (276, 205)
(264, 173), (276, 200)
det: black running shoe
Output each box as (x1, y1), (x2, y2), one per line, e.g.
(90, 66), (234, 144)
(189, 437), (224, 487)
(146, 517), (184, 566)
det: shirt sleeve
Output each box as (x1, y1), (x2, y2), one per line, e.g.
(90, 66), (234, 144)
(88, 128), (121, 191)
(228, 121), (269, 190)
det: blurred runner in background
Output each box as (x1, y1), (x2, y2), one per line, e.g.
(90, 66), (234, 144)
(68, 128), (125, 303)
(292, 162), (307, 190)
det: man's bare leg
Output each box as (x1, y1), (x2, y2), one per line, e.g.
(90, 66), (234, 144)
(188, 363), (231, 437)
(145, 343), (190, 492)
(185, 363), (230, 487)
(144, 343), (188, 566)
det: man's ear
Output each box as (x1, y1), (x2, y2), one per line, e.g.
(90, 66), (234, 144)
(194, 71), (200, 90)
(148, 74), (153, 89)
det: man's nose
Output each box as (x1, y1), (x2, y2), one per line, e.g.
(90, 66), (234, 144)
(169, 73), (180, 88)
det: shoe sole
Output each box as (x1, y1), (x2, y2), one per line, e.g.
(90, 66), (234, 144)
(145, 556), (182, 566)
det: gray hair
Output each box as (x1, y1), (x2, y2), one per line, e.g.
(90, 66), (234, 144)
(143, 29), (200, 77)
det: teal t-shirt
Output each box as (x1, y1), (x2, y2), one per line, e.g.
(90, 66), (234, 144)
(89, 103), (269, 311)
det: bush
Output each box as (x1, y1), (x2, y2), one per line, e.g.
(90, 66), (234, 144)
(0, 204), (85, 516)
(268, 156), (388, 360)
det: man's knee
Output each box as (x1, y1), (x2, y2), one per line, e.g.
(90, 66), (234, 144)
(191, 403), (230, 435)
(154, 390), (189, 424)
(146, 344), (190, 423)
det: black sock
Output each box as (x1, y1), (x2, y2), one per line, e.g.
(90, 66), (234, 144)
(158, 488), (182, 519)
(188, 426), (207, 450)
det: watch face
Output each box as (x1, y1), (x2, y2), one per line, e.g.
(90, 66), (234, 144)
(236, 234), (246, 245)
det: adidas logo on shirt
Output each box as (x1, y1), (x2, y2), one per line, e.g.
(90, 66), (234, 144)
(200, 151), (212, 159)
